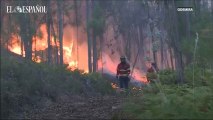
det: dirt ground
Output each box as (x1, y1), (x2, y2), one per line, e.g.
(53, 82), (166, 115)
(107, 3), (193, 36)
(24, 95), (126, 119)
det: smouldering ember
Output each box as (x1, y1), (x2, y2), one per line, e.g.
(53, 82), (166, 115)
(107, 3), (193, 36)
(111, 83), (119, 89)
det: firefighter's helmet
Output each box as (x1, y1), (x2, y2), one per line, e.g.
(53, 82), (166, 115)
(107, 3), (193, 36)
(120, 56), (126, 59)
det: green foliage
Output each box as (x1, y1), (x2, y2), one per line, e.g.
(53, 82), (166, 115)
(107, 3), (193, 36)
(181, 37), (194, 55)
(152, 40), (160, 52)
(86, 72), (115, 95)
(159, 69), (176, 85)
(184, 65), (213, 86)
(158, 66), (213, 86)
(147, 72), (157, 83)
(122, 84), (213, 119)
(89, 2), (105, 36)
(119, 65), (213, 119)
(0, 54), (114, 118)
(181, 11), (213, 64)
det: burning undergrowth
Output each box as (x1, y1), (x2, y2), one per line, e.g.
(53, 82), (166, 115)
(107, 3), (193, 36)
(6, 24), (88, 71)
(5, 22), (148, 84)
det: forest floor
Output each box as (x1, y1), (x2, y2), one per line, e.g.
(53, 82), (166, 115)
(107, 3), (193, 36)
(24, 94), (126, 119)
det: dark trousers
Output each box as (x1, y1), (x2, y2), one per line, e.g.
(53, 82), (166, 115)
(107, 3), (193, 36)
(119, 76), (129, 89)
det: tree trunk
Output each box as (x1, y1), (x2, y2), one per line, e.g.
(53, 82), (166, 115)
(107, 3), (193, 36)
(146, 1), (157, 64)
(74, 0), (79, 67)
(131, 25), (142, 76)
(50, 17), (58, 65)
(126, 30), (131, 60)
(172, 0), (185, 84)
(57, 0), (64, 66)
(34, 36), (37, 59)
(47, 0), (51, 64)
(7, 14), (11, 52)
(19, 14), (32, 60)
(21, 38), (24, 57)
(212, 0), (213, 17)
(164, 0), (184, 83)
(185, 0), (192, 65)
(160, 37), (164, 69)
(211, 0), (213, 29)
(24, 34), (32, 60)
(100, 34), (104, 75)
(139, 23), (145, 69)
(86, 0), (92, 73)
(92, 33), (97, 72)
(165, 48), (169, 68)
(194, 0), (201, 16)
(169, 47), (174, 70)
(150, 23), (157, 64)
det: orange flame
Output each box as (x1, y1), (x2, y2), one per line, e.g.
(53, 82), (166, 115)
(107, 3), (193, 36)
(7, 34), (23, 55)
(98, 53), (148, 83)
(111, 83), (119, 89)
(7, 24), (88, 72)
(7, 24), (147, 83)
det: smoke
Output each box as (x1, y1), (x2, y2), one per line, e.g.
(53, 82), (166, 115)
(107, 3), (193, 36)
(98, 52), (147, 83)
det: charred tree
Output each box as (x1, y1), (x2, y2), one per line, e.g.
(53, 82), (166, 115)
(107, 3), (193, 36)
(86, 0), (92, 73)
(34, 36), (37, 60)
(47, 0), (51, 64)
(57, 0), (64, 66)
(50, 19), (58, 65)
(21, 37), (24, 57)
(92, 32), (97, 72)
(100, 34), (104, 74)
(7, 14), (11, 52)
(74, 0), (79, 67)
(19, 13), (33, 60)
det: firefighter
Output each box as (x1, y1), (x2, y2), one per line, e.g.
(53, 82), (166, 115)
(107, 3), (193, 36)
(147, 62), (158, 83)
(116, 56), (131, 90)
